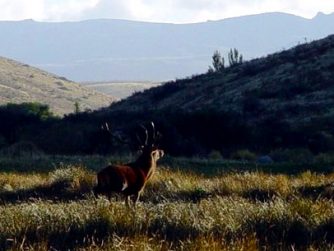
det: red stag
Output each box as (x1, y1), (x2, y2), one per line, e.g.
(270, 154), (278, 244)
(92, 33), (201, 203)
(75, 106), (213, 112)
(93, 122), (164, 206)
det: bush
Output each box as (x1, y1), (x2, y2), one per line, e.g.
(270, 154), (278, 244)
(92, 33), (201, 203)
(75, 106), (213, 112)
(314, 152), (334, 164)
(0, 141), (44, 159)
(208, 150), (223, 160)
(231, 149), (256, 162)
(269, 148), (314, 164)
(0, 136), (6, 149)
(49, 166), (95, 193)
(3, 102), (55, 121)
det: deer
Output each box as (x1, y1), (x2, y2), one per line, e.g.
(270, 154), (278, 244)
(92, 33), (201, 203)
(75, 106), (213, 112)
(93, 122), (164, 207)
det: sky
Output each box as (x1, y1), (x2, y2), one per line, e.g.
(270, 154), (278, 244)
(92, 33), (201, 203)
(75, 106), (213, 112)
(0, 0), (334, 23)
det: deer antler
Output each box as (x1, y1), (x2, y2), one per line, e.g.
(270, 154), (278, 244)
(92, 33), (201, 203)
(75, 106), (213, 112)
(150, 121), (156, 142)
(101, 122), (112, 134)
(135, 122), (161, 149)
(101, 122), (128, 145)
(143, 127), (149, 146)
(137, 124), (149, 147)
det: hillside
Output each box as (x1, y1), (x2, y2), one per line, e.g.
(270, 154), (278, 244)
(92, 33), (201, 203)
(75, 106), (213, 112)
(101, 34), (334, 155)
(0, 57), (115, 115)
(110, 35), (334, 124)
(1, 12), (334, 81)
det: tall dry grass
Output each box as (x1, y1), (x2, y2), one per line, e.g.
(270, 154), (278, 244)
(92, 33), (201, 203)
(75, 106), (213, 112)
(0, 164), (333, 250)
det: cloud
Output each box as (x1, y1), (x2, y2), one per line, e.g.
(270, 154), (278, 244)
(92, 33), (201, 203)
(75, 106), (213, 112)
(83, 0), (334, 23)
(78, 1), (130, 20)
(44, 0), (100, 21)
(128, 0), (334, 22)
(0, 0), (334, 22)
(0, 0), (100, 21)
(0, 0), (44, 20)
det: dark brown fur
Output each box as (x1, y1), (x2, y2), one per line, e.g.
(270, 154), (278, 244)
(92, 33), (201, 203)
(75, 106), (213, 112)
(94, 148), (164, 206)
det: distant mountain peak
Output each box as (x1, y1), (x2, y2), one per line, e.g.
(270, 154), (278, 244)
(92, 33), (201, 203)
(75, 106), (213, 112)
(313, 11), (334, 19)
(315, 11), (326, 18)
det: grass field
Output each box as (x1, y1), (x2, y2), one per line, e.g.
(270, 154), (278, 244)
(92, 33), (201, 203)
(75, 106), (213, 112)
(0, 156), (334, 250)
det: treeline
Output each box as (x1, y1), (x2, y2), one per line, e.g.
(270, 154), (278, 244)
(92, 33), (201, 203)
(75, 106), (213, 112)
(0, 103), (110, 155)
(1, 102), (334, 159)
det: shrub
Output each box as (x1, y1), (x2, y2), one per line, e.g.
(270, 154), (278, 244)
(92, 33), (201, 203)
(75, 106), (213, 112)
(0, 136), (6, 149)
(0, 141), (44, 159)
(208, 150), (223, 160)
(315, 152), (334, 164)
(269, 148), (314, 164)
(4, 102), (55, 120)
(228, 48), (243, 66)
(209, 50), (225, 72)
(231, 149), (256, 162)
(48, 166), (95, 193)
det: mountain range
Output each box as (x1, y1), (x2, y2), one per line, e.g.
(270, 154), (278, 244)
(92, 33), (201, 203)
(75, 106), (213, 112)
(0, 12), (334, 82)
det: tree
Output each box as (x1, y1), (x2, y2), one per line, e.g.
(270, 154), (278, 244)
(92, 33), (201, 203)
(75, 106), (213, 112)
(74, 101), (80, 114)
(4, 102), (54, 121)
(209, 50), (225, 73)
(228, 48), (243, 66)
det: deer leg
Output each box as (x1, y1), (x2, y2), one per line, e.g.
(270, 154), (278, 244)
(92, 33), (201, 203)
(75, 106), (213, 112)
(125, 196), (130, 208)
(93, 185), (99, 198)
(131, 192), (140, 207)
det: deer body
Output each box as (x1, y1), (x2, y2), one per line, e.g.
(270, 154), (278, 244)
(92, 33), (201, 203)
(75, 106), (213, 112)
(94, 122), (163, 206)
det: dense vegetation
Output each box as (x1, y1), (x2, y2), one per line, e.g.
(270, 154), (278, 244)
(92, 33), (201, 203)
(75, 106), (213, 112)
(0, 157), (333, 250)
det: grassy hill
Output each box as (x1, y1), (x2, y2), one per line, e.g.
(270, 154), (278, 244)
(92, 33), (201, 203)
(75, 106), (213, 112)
(0, 57), (115, 115)
(111, 35), (334, 125)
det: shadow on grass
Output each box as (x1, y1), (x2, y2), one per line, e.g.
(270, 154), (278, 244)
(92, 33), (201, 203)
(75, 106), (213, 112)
(0, 217), (111, 250)
(141, 189), (217, 204)
(254, 219), (312, 249)
(243, 188), (279, 202)
(144, 186), (282, 204)
(2, 213), (334, 250)
(0, 180), (91, 204)
(298, 183), (334, 200)
(252, 218), (334, 249)
(314, 219), (334, 244)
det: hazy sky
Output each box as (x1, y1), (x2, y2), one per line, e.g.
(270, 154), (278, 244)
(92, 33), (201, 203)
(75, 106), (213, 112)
(0, 0), (334, 23)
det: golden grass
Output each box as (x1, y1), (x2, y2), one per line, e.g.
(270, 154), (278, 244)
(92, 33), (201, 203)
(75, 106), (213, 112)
(0, 165), (334, 250)
(0, 173), (46, 191)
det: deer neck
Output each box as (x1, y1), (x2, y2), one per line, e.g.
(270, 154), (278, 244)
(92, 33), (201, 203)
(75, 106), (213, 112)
(134, 153), (156, 177)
